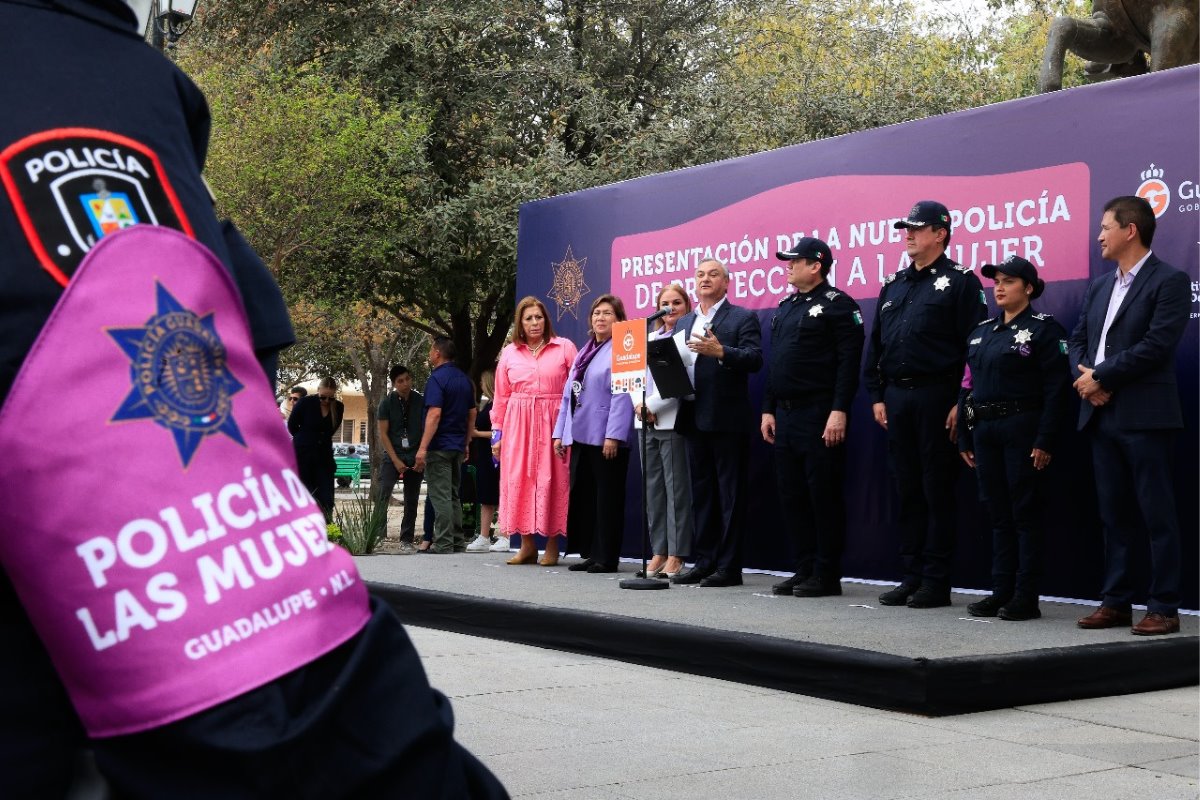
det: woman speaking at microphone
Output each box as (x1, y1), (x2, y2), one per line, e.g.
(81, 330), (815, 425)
(554, 295), (635, 573)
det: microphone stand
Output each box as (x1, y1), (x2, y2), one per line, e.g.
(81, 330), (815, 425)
(620, 315), (669, 591)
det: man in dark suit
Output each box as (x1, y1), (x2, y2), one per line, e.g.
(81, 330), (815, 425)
(672, 259), (763, 587)
(1069, 195), (1190, 636)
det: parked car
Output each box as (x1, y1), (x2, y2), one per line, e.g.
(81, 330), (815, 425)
(333, 442), (370, 487)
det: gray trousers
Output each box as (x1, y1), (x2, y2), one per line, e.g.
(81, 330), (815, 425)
(643, 427), (693, 558)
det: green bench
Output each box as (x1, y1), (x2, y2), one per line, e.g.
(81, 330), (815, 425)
(334, 456), (362, 488)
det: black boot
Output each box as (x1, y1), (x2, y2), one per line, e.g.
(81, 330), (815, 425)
(999, 595), (1041, 621)
(967, 594), (1011, 617)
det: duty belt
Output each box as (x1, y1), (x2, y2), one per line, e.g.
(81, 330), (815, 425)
(888, 372), (959, 389)
(973, 398), (1042, 421)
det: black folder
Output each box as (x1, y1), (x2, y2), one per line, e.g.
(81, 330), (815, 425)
(646, 335), (693, 399)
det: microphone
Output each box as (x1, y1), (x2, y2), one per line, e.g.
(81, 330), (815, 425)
(646, 308), (670, 324)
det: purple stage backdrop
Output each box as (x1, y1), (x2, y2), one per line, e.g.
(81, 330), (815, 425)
(516, 66), (1200, 608)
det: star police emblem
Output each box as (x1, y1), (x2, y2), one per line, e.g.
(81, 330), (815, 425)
(548, 245), (591, 321)
(808, 304), (824, 317)
(108, 282), (245, 467)
(933, 276), (951, 292)
(1013, 328), (1033, 345)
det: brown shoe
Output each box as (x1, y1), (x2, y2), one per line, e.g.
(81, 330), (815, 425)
(1131, 612), (1180, 636)
(1076, 606), (1133, 629)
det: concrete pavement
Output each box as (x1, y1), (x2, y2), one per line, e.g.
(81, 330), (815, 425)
(411, 626), (1199, 799)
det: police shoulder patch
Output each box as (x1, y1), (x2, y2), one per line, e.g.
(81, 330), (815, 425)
(825, 290), (839, 301)
(1032, 312), (1053, 321)
(0, 128), (194, 287)
(953, 264), (971, 273)
(884, 272), (898, 284)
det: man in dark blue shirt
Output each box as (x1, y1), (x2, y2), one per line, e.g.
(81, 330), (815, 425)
(863, 201), (987, 609)
(416, 337), (477, 554)
(761, 237), (864, 598)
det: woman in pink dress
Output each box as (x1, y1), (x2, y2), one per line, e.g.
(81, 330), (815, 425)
(491, 296), (578, 565)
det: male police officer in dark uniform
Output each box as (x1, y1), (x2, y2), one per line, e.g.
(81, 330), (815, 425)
(958, 256), (1070, 621)
(864, 201), (986, 609)
(762, 238), (864, 597)
(0, 2), (506, 797)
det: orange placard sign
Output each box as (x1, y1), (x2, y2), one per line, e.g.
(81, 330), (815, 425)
(610, 319), (646, 394)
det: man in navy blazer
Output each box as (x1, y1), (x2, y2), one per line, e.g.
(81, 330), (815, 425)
(672, 259), (764, 586)
(1068, 196), (1190, 636)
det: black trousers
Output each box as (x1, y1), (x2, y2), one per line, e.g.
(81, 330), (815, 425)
(295, 445), (335, 522)
(686, 430), (750, 575)
(774, 404), (846, 580)
(373, 460), (423, 542)
(971, 411), (1044, 598)
(883, 382), (960, 590)
(566, 443), (630, 568)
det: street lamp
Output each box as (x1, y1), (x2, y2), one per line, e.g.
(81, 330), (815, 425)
(151, 0), (200, 51)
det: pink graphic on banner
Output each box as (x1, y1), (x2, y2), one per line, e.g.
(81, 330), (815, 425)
(0, 226), (369, 737)
(611, 165), (1090, 312)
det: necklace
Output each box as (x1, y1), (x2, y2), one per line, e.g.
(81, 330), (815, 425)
(528, 340), (545, 356)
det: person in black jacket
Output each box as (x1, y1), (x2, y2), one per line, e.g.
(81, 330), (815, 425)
(863, 201), (987, 609)
(288, 377), (344, 522)
(670, 258), (763, 587)
(761, 238), (864, 598)
(958, 256), (1070, 621)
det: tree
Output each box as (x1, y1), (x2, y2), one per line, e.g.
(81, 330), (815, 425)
(186, 0), (1082, 386)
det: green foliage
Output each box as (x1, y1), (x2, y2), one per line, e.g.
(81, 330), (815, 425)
(183, 0), (1089, 385)
(332, 490), (390, 555)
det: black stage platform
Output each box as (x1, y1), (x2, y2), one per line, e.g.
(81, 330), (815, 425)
(358, 555), (1198, 717)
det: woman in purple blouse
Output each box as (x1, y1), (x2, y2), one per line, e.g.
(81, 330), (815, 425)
(553, 295), (635, 572)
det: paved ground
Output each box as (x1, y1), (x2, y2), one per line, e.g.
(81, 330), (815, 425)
(412, 626), (1199, 800)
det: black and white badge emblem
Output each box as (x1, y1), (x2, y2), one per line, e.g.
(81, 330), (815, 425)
(0, 128), (193, 286)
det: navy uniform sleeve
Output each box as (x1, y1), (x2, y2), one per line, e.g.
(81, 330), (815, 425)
(762, 303), (784, 414)
(863, 281), (889, 404)
(832, 294), (865, 412)
(1034, 318), (1072, 453)
(954, 269), (988, 348)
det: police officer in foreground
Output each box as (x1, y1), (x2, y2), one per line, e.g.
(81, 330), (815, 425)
(0, 2), (506, 797)
(958, 256), (1070, 621)
(762, 238), (864, 597)
(864, 201), (986, 609)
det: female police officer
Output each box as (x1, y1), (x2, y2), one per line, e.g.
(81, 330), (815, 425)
(958, 256), (1070, 621)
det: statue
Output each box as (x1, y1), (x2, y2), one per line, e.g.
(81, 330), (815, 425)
(1039, 0), (1199, 92)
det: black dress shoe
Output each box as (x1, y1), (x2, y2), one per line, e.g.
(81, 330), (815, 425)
(671, 567), (711, 585)
(586, 563), (618, 573)
(567, 559), (595, 572)
(967, 594), (1009, 617)
(699, 570), (743, 587)
(771, 572), (810, 595)
(877, 583), (918, 606)
(792, 576), (842, 597)
(906, 586), (951, 609)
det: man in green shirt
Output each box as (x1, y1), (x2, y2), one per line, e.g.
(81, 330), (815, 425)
(374, 365), (425, 550)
